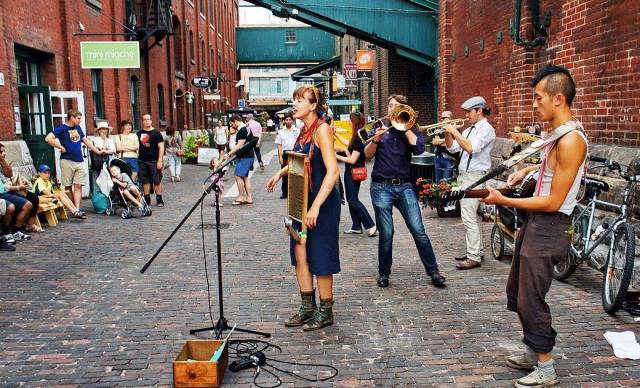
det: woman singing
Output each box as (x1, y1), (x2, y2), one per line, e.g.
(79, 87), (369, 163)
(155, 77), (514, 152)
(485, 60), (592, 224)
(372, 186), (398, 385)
(266, 85), (341, 331)
(336, 111), (377, 236)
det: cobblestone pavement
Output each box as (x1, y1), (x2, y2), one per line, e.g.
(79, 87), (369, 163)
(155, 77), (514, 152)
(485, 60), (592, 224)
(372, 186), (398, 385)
(1, 140), (639, 387)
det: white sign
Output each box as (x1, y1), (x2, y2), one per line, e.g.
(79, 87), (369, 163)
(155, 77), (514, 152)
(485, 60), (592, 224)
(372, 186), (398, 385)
(0, 72), (4, 86)
(14, 106), (21, 134)
(204, 94), (221, 100)
(337, 74), (346, 89)
(197, 147), (219, 165)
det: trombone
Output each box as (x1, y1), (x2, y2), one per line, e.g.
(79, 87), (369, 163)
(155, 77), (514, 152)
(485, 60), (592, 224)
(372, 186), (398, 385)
(358, 104), (467, 145)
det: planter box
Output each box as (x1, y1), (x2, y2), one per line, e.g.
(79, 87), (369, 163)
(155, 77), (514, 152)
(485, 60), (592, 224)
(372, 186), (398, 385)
(174, 340), (228, 388)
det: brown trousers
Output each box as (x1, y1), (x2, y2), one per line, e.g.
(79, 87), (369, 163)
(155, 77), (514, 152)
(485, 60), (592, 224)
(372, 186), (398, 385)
(507, 212), (571, 353)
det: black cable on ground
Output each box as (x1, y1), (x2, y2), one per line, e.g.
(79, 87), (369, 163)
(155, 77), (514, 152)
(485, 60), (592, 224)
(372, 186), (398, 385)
(227, 339), (338, 388)
(199, 200), (220, 338)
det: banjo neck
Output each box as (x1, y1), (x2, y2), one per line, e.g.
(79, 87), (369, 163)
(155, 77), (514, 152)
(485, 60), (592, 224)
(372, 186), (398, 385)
(464, 187), (515, 199)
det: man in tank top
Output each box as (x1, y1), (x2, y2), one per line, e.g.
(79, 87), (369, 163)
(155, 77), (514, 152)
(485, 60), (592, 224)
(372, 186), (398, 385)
(481, 64), (587, 388)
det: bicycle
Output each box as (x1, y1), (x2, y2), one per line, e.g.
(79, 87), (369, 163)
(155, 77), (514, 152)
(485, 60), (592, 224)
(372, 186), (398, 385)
(552, 156), (637, 314)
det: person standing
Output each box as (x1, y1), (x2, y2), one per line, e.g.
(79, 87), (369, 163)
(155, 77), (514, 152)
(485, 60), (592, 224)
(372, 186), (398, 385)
(363, 95), (446, 289)
(481, 64), (587, 388)
(431, 110), (457, 182)
(275, 113), (300, 199)
(444, 96), (496, 270)
(164, 126), (183, 182)
(246, 114), (264, 169)
(226, 114), (255, 205)
(115, 120), (140, 182)
(90, 121), (116, 181)
(45, 109), (102, 214)
(214, 120), (229, 159)
(137, 114), (165, 207)
(336, 111), (376, 236)
(266, 85), (341, 331)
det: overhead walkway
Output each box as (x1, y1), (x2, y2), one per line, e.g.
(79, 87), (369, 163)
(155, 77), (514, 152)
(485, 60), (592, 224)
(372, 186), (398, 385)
(242, 0), (438, 67)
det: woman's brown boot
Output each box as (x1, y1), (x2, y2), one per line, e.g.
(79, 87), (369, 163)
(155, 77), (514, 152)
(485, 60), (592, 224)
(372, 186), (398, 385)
(284, 290), (316, 327)
(302, 298), (334, 331)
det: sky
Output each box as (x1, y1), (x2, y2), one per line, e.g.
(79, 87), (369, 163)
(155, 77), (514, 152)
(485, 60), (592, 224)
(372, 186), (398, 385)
(239, 1), (306, 26)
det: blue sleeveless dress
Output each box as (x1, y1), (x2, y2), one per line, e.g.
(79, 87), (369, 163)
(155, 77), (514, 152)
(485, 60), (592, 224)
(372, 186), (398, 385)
(289, 140), (341, 275)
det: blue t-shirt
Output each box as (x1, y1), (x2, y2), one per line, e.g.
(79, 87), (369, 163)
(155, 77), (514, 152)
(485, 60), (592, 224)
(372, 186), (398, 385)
(53, 124), (85, 162)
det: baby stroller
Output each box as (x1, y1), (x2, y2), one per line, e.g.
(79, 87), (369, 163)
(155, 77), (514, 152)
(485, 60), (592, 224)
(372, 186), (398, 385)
(101, 158), (152, 218)
(490, 170), (538, 260)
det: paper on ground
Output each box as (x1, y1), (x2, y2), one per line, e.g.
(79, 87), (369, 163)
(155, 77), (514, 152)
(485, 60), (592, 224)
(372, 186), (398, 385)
(603, 331), (640, 360)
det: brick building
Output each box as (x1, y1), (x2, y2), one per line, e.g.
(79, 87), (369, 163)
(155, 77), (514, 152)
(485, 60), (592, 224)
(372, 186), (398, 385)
(338, 35), (437, 123)
(0, 0), (239, 167)
(438, 0), (640, 144)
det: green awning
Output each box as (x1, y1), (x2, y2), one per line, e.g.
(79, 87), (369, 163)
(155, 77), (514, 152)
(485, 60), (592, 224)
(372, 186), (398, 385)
(328, 99), (362, 106)
(291, 56), (340, 81)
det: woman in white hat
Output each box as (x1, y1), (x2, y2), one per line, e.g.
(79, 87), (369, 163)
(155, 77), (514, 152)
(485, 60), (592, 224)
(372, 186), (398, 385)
(90, 121), (116, 182)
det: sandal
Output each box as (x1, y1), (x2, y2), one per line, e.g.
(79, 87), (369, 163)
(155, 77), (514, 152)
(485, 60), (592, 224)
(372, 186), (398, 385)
(232, 200), (245, 205)
(72, 211), (87, 220)
(26, 225), (45, 233)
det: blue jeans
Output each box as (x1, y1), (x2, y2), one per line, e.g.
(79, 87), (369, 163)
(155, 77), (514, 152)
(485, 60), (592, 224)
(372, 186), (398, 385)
(435, 154), (454, 182)
(343, 167), (375, 230)
(370, 182), (439, 276)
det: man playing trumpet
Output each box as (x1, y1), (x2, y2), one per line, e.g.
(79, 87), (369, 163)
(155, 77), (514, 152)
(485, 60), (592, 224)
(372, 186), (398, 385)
(364, 94), (446, 289)
(444, 96), (496, 270)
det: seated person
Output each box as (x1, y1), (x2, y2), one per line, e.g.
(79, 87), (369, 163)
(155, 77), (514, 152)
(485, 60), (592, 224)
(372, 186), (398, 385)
(109, 165), (147, 212)
(0, 199), (16, 250)
(0, 142), (32, 241)
(31, 164), (86, 220)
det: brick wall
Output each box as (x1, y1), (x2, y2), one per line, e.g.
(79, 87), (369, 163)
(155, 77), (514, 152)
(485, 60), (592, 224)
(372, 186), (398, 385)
(0, 0), (239, 140)
(438, 0), (640, 145)
(338, 35), (436, 123)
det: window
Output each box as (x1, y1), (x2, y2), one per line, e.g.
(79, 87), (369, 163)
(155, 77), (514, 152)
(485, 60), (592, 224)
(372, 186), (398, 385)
(285, 30), (296, 44)
(173, 17), (183, 72)
(201, 40), (205, 66)
(270, 79), (283, 94)
(209, 0), (215, 25)
(129, 77), (140, 131)
(91, 70), (105, 119)
(15, 57), (40, 86)
(249, 77), (289, 97)
(85, 0), (102, 11)
(157, 84), (165, 121)
(189, 30), (195, 63)
(199, 0), (205, 16)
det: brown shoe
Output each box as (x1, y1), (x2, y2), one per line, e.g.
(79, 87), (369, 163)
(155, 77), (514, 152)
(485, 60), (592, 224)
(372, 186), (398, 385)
(456, 258), (482, 270)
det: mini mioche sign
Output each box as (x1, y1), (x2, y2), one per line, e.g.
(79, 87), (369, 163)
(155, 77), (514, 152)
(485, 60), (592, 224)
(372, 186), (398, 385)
(191, 77), (213, 89)
(81, 42), (140, 69)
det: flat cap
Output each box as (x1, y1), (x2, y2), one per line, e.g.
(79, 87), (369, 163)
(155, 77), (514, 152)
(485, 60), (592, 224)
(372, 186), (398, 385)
(461, 96), (487, 111)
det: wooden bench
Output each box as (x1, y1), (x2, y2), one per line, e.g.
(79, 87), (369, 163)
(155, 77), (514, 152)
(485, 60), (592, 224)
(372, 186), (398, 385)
(35, 201), (68, 227)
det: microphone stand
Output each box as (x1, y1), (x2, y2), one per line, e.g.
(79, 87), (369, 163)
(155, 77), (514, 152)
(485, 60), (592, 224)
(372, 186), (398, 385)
(140, 140), (270, 339)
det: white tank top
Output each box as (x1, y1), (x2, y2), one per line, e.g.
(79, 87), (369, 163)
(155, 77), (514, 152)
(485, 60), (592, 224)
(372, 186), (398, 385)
(215, 126), (227, 144)
(535, 121), (588, 215)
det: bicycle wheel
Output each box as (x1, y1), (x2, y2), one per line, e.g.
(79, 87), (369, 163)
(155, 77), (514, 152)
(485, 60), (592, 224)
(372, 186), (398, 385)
(553, 207), (583, 280)
(490, 225), (505, 260)
(602, 222), (635, 314)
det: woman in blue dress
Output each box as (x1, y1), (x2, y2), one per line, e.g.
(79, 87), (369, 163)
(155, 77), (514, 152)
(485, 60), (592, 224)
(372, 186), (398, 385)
(267, 85), (341, 331)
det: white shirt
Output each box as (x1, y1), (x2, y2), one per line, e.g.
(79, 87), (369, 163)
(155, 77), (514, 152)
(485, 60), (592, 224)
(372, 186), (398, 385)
(447, 118), (495, 172)
(92, 136), (116, 154)
(215, 126), (227, 144)
(275, 125), (300, 151)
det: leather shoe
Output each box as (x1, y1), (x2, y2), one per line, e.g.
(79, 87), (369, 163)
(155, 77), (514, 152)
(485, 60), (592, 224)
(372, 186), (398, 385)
(454, 255), (484, 261)
(430, 271), (446, 288)
(376, 275), (389, 288)
(456, 259), (482, 270)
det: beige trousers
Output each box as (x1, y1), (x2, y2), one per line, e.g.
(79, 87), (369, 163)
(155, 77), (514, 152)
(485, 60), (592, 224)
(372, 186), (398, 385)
(458, 171), (487, 262)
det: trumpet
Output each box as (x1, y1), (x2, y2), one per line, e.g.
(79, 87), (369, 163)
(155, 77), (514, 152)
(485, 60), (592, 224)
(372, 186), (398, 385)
(358, 104), (467, 145)
(417, 118), (467, 136)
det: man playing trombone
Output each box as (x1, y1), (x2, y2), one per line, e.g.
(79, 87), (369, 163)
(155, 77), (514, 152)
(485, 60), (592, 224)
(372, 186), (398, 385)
(444, 96), (496, 270)
(364, 94), (446, 289)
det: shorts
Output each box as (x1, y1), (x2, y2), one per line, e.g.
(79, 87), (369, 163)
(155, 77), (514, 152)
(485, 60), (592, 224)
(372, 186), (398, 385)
(123, 157), (139, 173)
(138, 159), (163, 185)
(0, 192), (30, 213)
(60, 158), (88, 186)
(234, 157), (254, 178)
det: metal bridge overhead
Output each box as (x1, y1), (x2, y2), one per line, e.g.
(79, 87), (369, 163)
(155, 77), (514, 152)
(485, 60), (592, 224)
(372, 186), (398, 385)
(243, 0), (438, 67)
